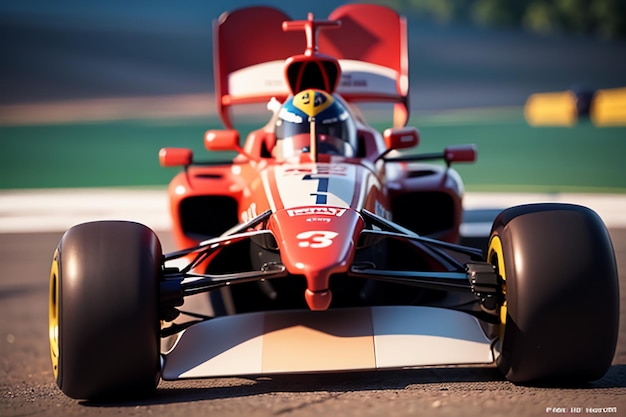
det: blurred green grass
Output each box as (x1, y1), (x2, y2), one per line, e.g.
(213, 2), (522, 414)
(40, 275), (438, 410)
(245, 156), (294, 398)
(1, 109), (625, 192)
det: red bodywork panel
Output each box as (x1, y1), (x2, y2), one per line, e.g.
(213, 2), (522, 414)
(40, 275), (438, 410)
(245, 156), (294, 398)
(268, 207), (365, 310)
(163, 5), (471, 311)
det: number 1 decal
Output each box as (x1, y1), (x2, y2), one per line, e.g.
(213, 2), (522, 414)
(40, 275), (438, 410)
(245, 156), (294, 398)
(296, 231), (338, 248)
(303, 174), (329, 204)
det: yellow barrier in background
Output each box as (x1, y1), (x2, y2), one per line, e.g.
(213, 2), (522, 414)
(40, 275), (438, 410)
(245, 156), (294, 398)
(524, 91), (578, 126)
(591, 87), (626, 126)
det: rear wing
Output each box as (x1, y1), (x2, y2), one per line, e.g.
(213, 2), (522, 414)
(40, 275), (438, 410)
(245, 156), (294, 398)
(214, 4), (409, 128)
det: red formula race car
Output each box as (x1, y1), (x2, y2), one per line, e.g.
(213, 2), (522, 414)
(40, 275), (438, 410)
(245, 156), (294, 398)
(48, 4), (619, 400)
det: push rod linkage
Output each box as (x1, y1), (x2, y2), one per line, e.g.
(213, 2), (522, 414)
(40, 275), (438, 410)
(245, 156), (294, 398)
(179, 263), (288, 296)
(349, 265), (471, 292)
(163, 210), (274, 264)
(159, 263), (287, 323)
(159, 210), (277, 322)
(349, 261), (502, 323)
(360, 210), (484, 261)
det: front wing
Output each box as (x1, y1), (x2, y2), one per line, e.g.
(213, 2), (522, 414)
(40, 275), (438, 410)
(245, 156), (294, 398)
(161, 305), (493, 380)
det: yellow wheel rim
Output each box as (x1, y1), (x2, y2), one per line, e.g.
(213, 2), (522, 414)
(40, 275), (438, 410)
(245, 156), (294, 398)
(487, 235), (507, 342)
(49, 249), (60, 379)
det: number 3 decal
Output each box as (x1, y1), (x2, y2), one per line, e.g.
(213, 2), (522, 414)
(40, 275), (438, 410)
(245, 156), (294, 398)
(296, 231), (338, 248)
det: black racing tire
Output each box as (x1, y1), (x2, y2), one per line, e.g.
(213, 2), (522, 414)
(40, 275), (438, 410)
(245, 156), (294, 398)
(49, 221), (162, 400)
(487, 203), (619, 384)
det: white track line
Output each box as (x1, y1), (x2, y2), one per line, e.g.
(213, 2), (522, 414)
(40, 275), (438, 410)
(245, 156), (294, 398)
(0, 188), (171, 233)
(1, 189), (625, 234)
(462, 192), (626, 236)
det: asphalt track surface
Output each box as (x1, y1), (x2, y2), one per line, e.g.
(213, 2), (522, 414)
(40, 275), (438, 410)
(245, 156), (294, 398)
(1, 225), (625, 416)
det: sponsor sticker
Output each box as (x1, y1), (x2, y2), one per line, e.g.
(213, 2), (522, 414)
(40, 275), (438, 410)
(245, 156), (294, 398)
(287, 206), (347, 217)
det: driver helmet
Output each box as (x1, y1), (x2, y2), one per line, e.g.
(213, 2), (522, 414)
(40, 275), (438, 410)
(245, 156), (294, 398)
(273, 89), (357, 159)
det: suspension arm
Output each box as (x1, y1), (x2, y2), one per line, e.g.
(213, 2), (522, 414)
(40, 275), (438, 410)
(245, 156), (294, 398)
(159, 263), (288, 322)
(179, 263), (288, 296)
(349, 265), (471, 292)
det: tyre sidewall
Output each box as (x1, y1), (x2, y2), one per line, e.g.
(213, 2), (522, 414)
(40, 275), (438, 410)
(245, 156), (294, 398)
(490, 204), (619, 383)
(54, 221), (162, 399)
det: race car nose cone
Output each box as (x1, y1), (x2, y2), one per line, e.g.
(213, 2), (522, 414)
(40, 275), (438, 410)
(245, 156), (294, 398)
(305, 289), (332, 311)
(267, 207), (365, 312)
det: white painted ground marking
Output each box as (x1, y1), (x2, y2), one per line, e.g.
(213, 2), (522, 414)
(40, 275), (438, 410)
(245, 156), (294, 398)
(0, 188), (171, 233)
(1, 189), (625, 234)
(463, 192), (626, 236)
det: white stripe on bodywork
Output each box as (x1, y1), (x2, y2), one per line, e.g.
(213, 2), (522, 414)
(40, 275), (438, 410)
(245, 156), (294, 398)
(228, 61), (287, 99)
(227, 59), (400, 100)
(163, 312), (264, 378)
(371, 306), (493, 367)
(271, 163), (357, 209)
(336, 59), (399, 96)
(260, 169), (278, 213)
